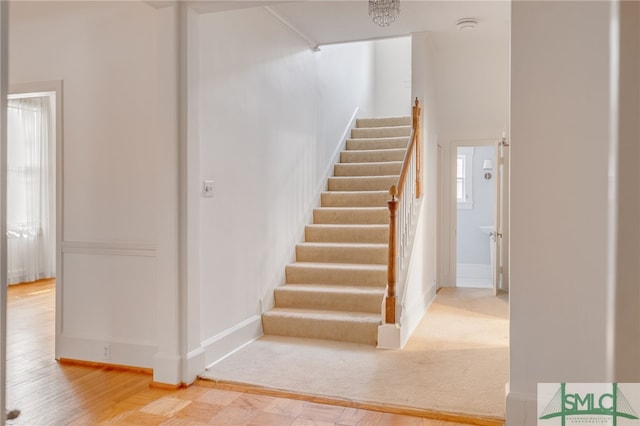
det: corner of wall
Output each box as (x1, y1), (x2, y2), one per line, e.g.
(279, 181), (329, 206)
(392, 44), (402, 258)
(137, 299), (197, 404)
(153, 351), (182, 385)
(184, 346), (206, 385)
(505, 390), (538, 426)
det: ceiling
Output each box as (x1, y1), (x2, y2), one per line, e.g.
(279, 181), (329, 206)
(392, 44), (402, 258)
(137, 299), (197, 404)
(189, 1), (511, 46)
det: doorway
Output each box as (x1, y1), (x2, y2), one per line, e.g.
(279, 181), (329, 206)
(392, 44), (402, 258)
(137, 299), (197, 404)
(447, 138), (509, 293)
(455, 145), (495, 288)
(7, 81), (62, 358)
(7, 92), (56, 285)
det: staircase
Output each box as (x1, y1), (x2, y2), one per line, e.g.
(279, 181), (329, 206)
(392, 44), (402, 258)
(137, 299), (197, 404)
(262, 116), (412, 346)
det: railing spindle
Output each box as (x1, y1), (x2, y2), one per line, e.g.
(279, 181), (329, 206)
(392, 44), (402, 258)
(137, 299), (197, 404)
(386, 185), (398, 324)
(414, 99), (422, 198)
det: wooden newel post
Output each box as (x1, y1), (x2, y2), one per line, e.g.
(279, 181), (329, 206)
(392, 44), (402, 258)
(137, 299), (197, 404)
(386, 185), (398, 324)
(413, 97), (423, 198)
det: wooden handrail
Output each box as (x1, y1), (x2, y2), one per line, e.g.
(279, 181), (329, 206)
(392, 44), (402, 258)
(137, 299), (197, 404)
(385, 98), (422, 324)
(414, 99), (423, 198)
(393, 99), (421, 200)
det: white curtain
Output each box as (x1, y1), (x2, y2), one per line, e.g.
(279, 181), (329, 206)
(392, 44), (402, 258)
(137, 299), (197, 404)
(6, 96), (55, 284)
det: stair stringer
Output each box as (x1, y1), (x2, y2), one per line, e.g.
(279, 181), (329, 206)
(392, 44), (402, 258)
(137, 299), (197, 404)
(377, 196), (436, 349)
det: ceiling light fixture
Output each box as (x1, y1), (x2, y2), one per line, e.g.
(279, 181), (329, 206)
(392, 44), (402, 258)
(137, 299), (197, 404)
(456, 18), (478, 31)
(369, 0), (400, 28)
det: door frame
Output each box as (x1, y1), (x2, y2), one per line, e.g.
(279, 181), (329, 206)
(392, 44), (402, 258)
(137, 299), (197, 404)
(9, 80), (63, 358)
(445, 138), (501, 288)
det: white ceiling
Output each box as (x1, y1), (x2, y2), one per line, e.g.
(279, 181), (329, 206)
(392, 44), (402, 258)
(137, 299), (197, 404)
(189, 1), (511, 46)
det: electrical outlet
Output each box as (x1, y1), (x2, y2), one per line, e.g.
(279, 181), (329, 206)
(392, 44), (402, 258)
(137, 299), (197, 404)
(102, 344), (111, 360)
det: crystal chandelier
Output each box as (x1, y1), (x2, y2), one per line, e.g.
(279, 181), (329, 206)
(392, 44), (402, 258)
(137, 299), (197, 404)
(368, 0), (400, 27)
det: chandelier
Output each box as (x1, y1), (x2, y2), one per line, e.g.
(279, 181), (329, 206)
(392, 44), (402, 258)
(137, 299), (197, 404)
(368, 0), (400, 27)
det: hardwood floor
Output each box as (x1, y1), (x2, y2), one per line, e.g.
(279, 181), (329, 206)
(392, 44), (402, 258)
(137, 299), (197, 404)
(5, 280), (471, 425)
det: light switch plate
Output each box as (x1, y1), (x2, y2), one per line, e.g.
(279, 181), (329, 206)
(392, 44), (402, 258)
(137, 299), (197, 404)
(203, 181), (214, 198)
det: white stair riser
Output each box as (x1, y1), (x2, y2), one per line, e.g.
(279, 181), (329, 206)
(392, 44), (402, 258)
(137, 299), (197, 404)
(313, 208), (389, 225)
(274, 286), (383, 313)
(304, 225), (388, 244)
(340, 149), (406, 163)
(296, 244), (387, 265)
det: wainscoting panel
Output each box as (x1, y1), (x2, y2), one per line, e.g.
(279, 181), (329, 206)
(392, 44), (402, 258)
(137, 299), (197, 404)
(59, 242), (158, 368)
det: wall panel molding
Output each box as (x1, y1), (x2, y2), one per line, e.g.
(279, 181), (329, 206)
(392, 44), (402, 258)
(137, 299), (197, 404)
(61, 241), (157, 257)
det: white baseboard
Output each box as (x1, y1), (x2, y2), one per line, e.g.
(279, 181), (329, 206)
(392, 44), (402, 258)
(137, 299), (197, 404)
(377, 283), (436, 350)
(202, 315), (263, 369)
(506, 390), (538, 425)
(58, 334), (156, 369)
(153, 352), (182, 385)
(377, 323), (401, 349)
(184, 346), (206, 385)
(400, 282), (436, 346)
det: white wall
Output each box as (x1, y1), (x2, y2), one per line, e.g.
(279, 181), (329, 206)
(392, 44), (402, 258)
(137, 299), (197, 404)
(197, 7), (375, 365)
(9, 2), (179, 374)
(508, 2), (616, 423)
(433, 23), (510, 286)
(456, 145), (495, 266)
(373, 37), (411, 117)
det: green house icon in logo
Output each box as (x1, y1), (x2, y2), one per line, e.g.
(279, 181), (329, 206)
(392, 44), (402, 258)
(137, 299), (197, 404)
(540, 383), (639, 426)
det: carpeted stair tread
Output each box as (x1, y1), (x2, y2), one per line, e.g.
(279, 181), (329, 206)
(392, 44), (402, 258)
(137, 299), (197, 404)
(313, 207), (389, 224)
(285, 262), (387, 286)
(334, 161), (403, 177)
(328, 175), (398, 191)
(296, 242), (387, 265)
(340, 148), (406, 163)
(274, 284), (384, 313)
(262, 308), (380, 345)
(304, 224), (388, 244)
(346, 137), (409, 151)
(356, 116), (412, 128)
(262, 114), (411, 346)
(321, 190), (389, 207)
(351, 126), (411, 139)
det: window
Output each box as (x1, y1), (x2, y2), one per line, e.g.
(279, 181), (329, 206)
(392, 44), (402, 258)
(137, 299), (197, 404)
(6, 94), (56, 284)
(457, 147), (473, 209)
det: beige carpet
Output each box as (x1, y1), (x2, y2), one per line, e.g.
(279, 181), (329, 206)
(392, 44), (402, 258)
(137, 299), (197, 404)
(202, 288), (509, 420)
(262, 116), (412, 346)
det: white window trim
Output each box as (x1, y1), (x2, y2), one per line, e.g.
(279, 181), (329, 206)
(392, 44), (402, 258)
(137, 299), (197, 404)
(457, 147), (474, 209)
